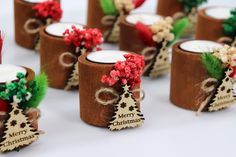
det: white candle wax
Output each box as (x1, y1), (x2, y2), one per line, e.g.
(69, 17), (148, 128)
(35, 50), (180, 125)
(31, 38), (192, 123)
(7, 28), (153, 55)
(205, 7), (234, 20)
(23, 0), (48, 3)
(126, 13), (162, 25)
(87, 50), (127, 64)
(45, 23), (84, 37)
(180, 40), (223, 53)
(0, 65), (27, 83)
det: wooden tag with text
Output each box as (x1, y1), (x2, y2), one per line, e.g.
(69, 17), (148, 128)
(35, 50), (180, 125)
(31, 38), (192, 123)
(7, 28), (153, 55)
(0, 101), (39, 152)
(208, 68), (236, 112)
(108, 85), (144, 131)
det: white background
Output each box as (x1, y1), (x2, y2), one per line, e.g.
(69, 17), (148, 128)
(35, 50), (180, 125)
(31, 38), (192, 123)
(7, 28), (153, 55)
(1, 0), (236, 157)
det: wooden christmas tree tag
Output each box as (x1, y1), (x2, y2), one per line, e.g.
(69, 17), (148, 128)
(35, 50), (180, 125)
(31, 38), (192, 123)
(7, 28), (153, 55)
(0, 101), (39, 152)
(64, 61), (79, 90)
(208, 68), (236, 112)
(106, 15), (120, 43)
(149, 47), (170, 78)
(108, 85), (144, 131)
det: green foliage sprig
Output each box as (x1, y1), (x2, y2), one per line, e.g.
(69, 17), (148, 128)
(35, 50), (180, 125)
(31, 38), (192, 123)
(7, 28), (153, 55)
(23, 73), (48, 109)
(223, 9), (236, 38)
(100, 0), (118, 15)
(178, 0), (207, 13)
(168, 17), (189, 46)
(0, 72), (48, 110)
(201, 53), (225, 80)
(0, 73), (30, 105)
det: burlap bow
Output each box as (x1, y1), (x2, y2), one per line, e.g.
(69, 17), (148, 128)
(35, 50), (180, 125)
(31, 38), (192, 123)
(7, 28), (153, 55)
(196, 78), (218, 114)
(217, 37), (236, 47)
(101, 13), (123, 42)
(24, 18), (53, 51)
(141, 47), (157, 75)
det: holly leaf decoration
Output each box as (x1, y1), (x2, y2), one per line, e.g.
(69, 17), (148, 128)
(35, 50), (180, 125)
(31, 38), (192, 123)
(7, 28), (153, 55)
(100, 0), (118, 15)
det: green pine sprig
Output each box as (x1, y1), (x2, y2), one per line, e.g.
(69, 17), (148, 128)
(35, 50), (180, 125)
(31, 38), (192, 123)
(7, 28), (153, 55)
(201, 53), (225, 80)
(179, 0), (207, 13)
(223, 9), (236, 38)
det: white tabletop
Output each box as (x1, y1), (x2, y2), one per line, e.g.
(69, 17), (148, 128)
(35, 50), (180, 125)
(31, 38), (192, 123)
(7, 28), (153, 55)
(0, 0), (236, 157)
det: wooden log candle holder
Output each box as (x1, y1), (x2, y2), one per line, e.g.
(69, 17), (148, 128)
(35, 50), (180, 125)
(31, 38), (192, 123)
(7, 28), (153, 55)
(14, 0), (61, 50)
(40, 23), (84, 90)
(120, 14), (174, 78)
(79, 51), (142, 127)
(170, 40), (223, 111)
(119, 13), (161, 53)
(0, 65), (39, 138)
(156, 0), (208, 37)
(196, 6), (234, 42)
(87, 0), (145, 43)
(156, 0), (184, 17)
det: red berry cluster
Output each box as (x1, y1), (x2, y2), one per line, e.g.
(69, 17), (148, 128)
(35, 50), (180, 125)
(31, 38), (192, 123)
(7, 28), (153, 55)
(101, 54), (145, 89)
(63, 26), (103, 51)
(33, 0), (62, 21)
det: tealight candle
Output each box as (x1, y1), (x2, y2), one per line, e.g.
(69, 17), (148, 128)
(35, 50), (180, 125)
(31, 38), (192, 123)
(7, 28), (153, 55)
(126, 14), (161, 25)
(45, 23), (84, 37)
(180, 40), (222, 53)
(0, 65), (26, 83)
(87, 50), (127, 64)
(205, 7), (233, 20)
(170, 40), (223, 111)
